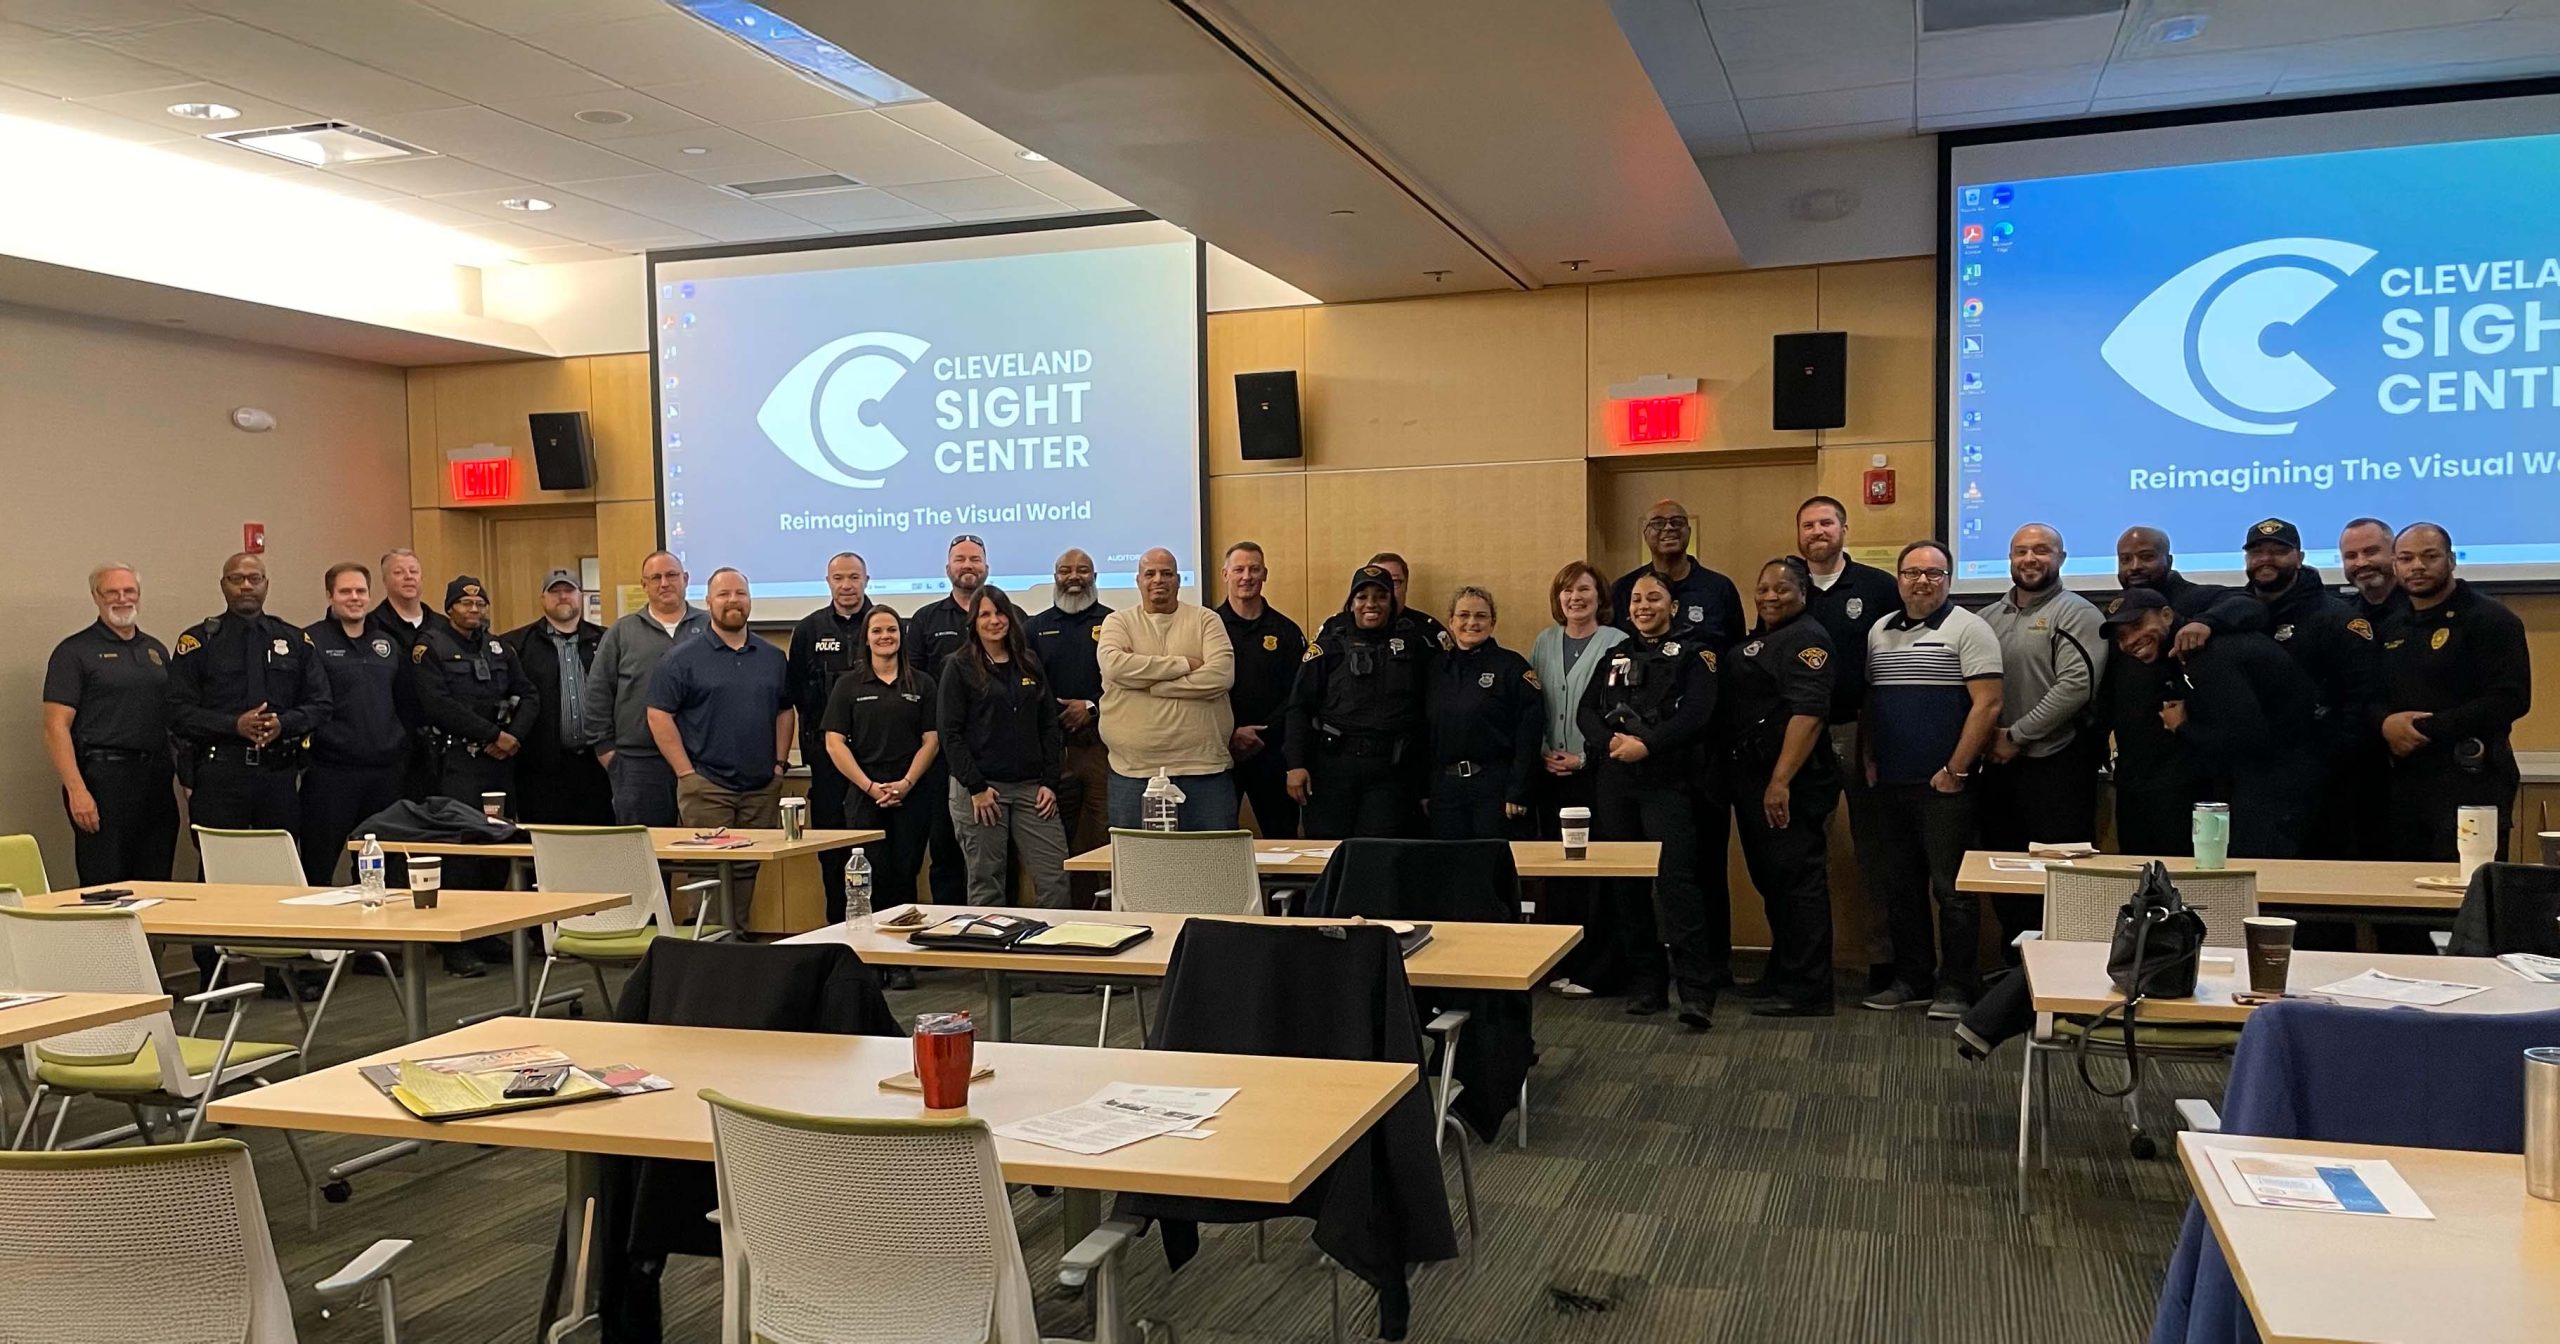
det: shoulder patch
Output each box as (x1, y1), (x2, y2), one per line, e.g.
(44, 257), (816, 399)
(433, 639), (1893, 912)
(1435, 630), (1453, 651)
(300, 630), (314, 645)
(411, 644), (426, 664)
(1699, 649), (1717, 671)
(1797, 646), (1829, 670)
(1523, 668), (1542, 691)
(173, 632), (200, 656)
(1302, 640), (1325, 663)
(2346, 617), (2373, 641)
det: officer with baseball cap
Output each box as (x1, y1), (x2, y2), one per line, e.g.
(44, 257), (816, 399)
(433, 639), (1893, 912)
(502, 568), (611, 824)
(412, 576), (537, 806)
(1285, 564), (1438, 837)
(2241, 517), (2382, 860)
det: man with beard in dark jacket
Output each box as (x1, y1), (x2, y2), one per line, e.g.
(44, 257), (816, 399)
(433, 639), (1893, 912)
(2241, 518), (2381, 861)
(2114, 525), (2268, 653)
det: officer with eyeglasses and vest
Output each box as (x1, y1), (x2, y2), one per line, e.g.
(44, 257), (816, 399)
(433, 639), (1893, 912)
(1286, 565), (1439, 838)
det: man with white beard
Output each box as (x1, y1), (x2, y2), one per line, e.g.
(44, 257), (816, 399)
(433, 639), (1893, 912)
(42, 563), (179, 885)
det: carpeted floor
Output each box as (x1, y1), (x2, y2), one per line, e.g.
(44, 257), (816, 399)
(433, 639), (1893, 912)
(28, 955), (2221, 1343)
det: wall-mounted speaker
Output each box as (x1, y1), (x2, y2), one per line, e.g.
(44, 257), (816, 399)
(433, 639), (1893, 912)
(1235, 370), (1303, 461)
(1772, 331), (1847, 431)
(529, 411), (594, 490)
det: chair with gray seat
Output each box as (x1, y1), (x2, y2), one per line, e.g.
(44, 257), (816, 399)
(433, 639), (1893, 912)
(1098, 827), (1262, 1046)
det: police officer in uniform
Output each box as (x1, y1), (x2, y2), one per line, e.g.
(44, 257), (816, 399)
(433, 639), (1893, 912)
(368, 548), (435, 799)
(1026, 548), (1112, 893)
(412, 576), (538, 806)
(41, 563), (177, 885)
(1577, 571), (1720, 1029)
(2337, 517), (2410, 629)
(786, 551), (882, 913)
(2380, 522), (2531, 862)
(300, 563), (411, 883)
(2242, 518), (2382, 860)
(1317, 552), (1448, 650)
(1608, 499), (1746, 651)
(1794, 496), (1900, 992)
(906, 536), (987, 904)
(1286, 565), (1440, 838)
(1722, 558), (1840, 1017)
(1424, 586), (1541, 840)
(1215, 541), (1306, 839)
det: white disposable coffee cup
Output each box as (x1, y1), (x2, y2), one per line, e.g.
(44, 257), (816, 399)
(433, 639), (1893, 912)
(481, 791), (507, 819)
(2457, 805), (2499, 882)
(1560, 806), (1591, 859)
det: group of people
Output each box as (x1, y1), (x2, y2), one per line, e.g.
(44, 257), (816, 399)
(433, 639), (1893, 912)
(40, 497), (2529, 1027)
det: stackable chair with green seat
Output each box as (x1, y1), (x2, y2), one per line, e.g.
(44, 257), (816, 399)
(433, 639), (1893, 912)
(2013, 863), (2259, 1213)
(0, 834), (50, 900)
(702, 1091), (1131, 1344)
(191, 826), (404, 1065)
(524, 826), (725, 1018)
(1097, 827), (1263, 1046)
(0, 904), (317, 1220)
(0, 1139), (412, 1343)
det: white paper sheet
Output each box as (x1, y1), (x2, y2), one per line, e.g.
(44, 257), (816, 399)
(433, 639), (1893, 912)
(0, 992), (62, 1012)
(2309, 969), (2490, 1006)
(2207, 1147), (2434, 1219)
(992, 1083), (1233, 1155)
(281, 887), (408, 907)
(1986, 857), (2049, 873)
(1252, 850), (1302, 866)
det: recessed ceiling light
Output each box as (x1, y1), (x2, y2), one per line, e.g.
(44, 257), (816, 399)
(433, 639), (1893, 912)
(167, 102), (240, 122)
(501, 196), (555, 212)
(1015, 149), (1047, 162)
(2151, 14), (2206, 44)
(574, 108), (634, 126)
(211, 121), (430, 167)
(680, 145), (711, 155)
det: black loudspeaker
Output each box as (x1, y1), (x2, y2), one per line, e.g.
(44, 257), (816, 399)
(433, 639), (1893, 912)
(1235, 370), (1303, 461)
(1772, 331), (1848, 431)
(529, 411), (594, 490)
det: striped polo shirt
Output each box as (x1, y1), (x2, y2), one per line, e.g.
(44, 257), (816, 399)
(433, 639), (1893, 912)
(1864, 600), (2003, 785)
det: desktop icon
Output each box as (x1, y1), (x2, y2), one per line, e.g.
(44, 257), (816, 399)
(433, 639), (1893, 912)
(1961, 334), (1983, 356)
(1991, 185), (2014, 207)
(1961, 223), (1984, 245)
(1961, 371), (1984, 392)
(1962, 443), (1984, 464)
(1962, 263), (1982, 284)
(678, 282), (696, 299)
(1962, 410), (1984, 428)
(1990, 221), (2016, 243)
(1962, 187), (1982, 209)
(1964, 481), (1983, 502)
(1961, 297), (1984, 319)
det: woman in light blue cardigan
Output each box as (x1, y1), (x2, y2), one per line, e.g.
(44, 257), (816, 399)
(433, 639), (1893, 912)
(1527, 561), (1630, 997)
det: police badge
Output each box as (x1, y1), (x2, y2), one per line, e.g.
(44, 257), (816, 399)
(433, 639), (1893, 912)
(371, 638), (391, 658)
(1741, 641), (1764, 658)
(1686, 605), (1704, 624)
(1262, 634), (1278, 651)
(271, 638), (288, 656)
(1389, 638), (1406, 655)
(1845, 597), (1863, 620)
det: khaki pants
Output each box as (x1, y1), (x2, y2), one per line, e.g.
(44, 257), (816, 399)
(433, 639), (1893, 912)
(675, 773), (781, 924)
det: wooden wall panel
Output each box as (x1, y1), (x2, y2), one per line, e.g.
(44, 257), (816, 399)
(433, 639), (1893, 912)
(405, 368), (440, 504)
(587, 353), (656, 502)
(595, 499), (661, 619)
(1587, 269), (1818, 456)
(487, 513), (599, 633)
(1814, 258), (1935, 447)
(1305, 461), (1587, 630)
(1207, 472), (1310, 623)
(1207, 307), (1307, 478)
(1815, 441), (1936, 554)
(428, 357), (594, 507)
(1303, 288), (1586, 471)
(408, 506), (486, 597)
(1588, 454), (1820, 592)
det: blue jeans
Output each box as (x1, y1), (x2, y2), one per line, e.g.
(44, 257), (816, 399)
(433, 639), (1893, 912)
(608, 750), (679, 827)
(1106, 770), (1240, 832)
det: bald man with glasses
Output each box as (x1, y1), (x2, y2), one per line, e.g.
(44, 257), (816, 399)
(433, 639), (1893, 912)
(1608, 500), (1745, 654)
(583, 550), (709, 827)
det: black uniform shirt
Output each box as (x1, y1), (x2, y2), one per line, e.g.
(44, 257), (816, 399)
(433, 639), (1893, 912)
(1720, 610), (1838, 790)
(1318, 606), (1449, 650)
(819, 660), (937, 784)
(1025, 602), (1112, 706)
(43, 621), (171, 753)
(2175, 631), (2321, 780)
(1217, 600), (1307, 735)
(2151, 570), (2269, 636)
(2255, 566), (2382, 754)
(786, 601), (883, 740)
(1609, 560), (1746, 653)
(305, 618), (408, 766)
(368, 598), (432, 735)
(2100, 653), (2198, 795)
(1283, 611), (1438, 770)
(411, 618), (538, 746)
(2354, 586), (2413, 629)
(2380, 580), (2532, 775)
(936, 657), (1063, 792)
(905, 595), (976, 682)
(1574, 631), (1719, 784)
(1426, 639), (1543, 804)
(167, 611), (331, 747)
(1801, 559), (1899, 723)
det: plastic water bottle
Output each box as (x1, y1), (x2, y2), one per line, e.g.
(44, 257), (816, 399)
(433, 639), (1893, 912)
(1142, 770), (1184, 832)
(356, 834), (387, 909)
(843, 848), (874, 926)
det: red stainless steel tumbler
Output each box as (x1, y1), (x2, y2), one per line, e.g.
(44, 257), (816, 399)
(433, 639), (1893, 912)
(914, 1011), (975, 1110)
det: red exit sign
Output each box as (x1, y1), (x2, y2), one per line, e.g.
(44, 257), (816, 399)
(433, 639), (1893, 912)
(1612, 393), (1701, 447)
(450, 456), (515, 502)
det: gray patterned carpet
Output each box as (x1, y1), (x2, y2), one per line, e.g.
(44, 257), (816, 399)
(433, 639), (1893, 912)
(42, 957), (2218, 1342)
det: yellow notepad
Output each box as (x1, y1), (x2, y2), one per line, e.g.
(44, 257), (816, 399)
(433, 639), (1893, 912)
(1017, 922), (1148, 951)
(389, 1060), (610, 1120)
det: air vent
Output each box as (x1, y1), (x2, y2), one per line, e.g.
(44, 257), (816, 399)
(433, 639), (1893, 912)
(210, 120), (434, 167)
(719, 172), (865, 199)
(1922, 0), (2125, 33)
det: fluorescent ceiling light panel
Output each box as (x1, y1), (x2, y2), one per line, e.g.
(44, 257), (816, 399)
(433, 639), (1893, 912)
(211, 121), (431, 168)
(665, 1), (929, 106)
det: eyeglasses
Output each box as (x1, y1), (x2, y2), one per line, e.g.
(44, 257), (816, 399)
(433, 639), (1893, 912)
(1898, 568), (1952, 582)
(949, 534), (985, 550)
(1642, 517), (1691, 534)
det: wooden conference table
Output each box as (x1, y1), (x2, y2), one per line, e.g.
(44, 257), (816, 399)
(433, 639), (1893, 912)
(0, 992), (169, 1049)
(1957, 851), (2467, 915)
(207, 1015), (1419, 1338)
(35, 883), (623, 1041)
(788, 906), (1583, 1040)
(359, 827), (881, 934)
(1064, 838), (1661, 880)
(2177, 1131), (2560, 1344)
(2019, 940), (2560, 1023)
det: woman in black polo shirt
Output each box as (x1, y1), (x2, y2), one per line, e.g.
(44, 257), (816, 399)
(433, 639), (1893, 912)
(936, 586), (1069, 909)
(821, 605), (939, 924)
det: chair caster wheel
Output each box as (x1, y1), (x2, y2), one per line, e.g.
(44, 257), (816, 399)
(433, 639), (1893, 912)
(2129, 1135), (2158, 1160)
(322, 1180), (354, 1204)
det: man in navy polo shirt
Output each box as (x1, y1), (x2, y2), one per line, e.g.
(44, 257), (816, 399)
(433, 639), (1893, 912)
(647, 567), (791, 831)
(1859, 540), (2004, 1020)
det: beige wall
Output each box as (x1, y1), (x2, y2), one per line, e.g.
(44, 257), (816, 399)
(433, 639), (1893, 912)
(2, 304), (410, 881)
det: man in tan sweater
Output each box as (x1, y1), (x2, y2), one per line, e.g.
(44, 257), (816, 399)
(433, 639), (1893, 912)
(1099, 546), (1238, 829)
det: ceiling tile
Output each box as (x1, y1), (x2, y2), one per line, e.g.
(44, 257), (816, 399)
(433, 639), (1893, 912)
(2094, 50), (2284, 99)
(70, 77), (314, 130)
(552, 170), (822, 238)
(277, 165), (413, 202)
(1724, 45), (1909, 100)
(596, 124), (782, 172)
(332, 152), (533, 196)
(1918, 101), (2088, 132)
(0, 81), (185, 141)
(745, 110), (997, 186)
(1918, 65), (2101, 118)
(1747, 119), (1911, 152)
(2169, 0), (2513, 54)
(2281, 17), (2560, 78)
(508, 242), (625, 262)
(0, 0), (195, 38)
(457, 217), (579, 253)
(1665, 98), (1746, 152)
(100, 18), (469, 118)
(1737, 82), (1911, 134)
(2086, 82), (2275, 114)
(0, 35), (186, 97)
(485, 87), (712, 143)
(1684, 133), (1756, 160)
(767, 186), (949, 227)
(947, 204), (1072, 223)
(149, 131), (312, 174)
(677, 152), (831, 186)
(1606, 0), (1734, 105)
(361, 104), (650, 181)
(1706, 0), (1911, 65)
(595, 231), (715, 250)
(374, 195), (490, 228)
(431, 185), (674, 242)
(2273, 54), (2560, 96)
(887, 175), (1063, 214)
(640, 70), (863, 126)
(875, 100), (1006, 146)
(413, 0), (668, 34)
(1918, 14), (2122, 80)
(509, 12), (748, 89)
(1007, 168), (1129, 211)
(210, 0), (616, 106)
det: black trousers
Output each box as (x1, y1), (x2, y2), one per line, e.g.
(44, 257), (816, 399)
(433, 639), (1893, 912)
(2230, 762), (2317, 860)
(1534, 769), (1625, 992)
(187, 756), (303, 984)
(296, 761), (405, 885)
(1594, 768), (1716, 1005)
(69, 752), (177, 886)
(1426, 768), (1519, 841)
(1975, 736), (2099, 945)
(1301, 746), (1419, 840)
(516, 748), (615, 826)
(431, 743), (515, 810)
(804, 743), (860, 917)
(1732, 770), (1838, 1007)
(2115, 784), (2202, 859)
(921, 761), (968, 904)
(1234, 743), (1300, 840)
(842, 791), (936, 922)
(2388, 760), (2515, 863)
(2306, 744), (2391, 860)
(1871, 781), (1982, 996)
